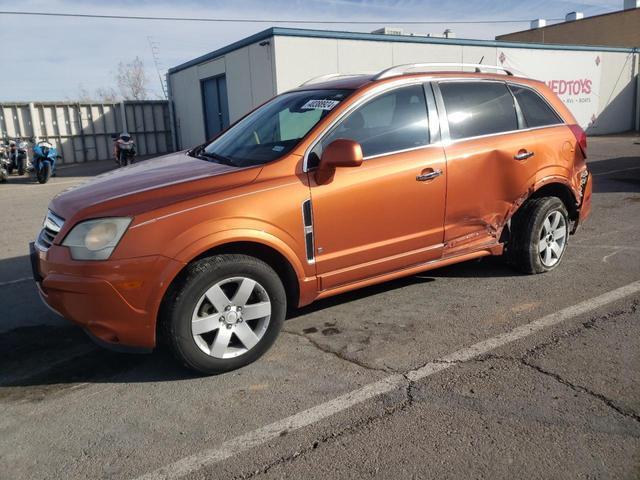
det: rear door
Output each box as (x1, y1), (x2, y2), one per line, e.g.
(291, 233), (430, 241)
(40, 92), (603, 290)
(308, 83), (447, 290)
(435, 80), (550, 253)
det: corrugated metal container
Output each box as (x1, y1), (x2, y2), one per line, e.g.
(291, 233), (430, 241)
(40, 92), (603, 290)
(0, 100), (173, 164)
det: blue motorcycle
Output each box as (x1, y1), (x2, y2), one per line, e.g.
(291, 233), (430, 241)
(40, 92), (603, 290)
(32, 141), (59, 184)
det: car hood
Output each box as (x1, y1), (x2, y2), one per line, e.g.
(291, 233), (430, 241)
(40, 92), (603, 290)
(50, 151), (261, 221)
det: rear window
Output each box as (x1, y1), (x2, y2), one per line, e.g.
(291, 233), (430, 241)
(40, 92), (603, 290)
(510, 85), (562, 128)
(439, 82), (518, 140)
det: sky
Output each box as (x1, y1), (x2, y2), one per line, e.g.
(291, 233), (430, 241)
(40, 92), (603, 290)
(0, 0), (621, 101)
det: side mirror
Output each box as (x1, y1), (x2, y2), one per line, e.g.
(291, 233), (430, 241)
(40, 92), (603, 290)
(315, 139), (363, 184)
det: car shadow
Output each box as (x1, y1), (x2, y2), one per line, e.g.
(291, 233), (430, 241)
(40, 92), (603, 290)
(589, 156), (640, 194)
(0, 254), (522, 392)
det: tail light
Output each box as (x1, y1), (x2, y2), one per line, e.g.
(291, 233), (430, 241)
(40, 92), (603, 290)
(568, 124), (587, 157)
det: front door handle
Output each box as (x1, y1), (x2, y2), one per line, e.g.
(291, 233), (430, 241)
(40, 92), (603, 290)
(416, 169), (443, 182)
(514, 149), (535, 160)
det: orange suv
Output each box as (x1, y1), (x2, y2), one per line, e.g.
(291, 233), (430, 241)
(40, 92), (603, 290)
(31, 64), (592, 374)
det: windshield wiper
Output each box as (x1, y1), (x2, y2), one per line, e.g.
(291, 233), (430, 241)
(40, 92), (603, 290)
(197, 151), (237, 167)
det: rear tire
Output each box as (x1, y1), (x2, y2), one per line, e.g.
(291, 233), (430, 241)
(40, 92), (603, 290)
(160, 254), (286, 375)
(507, 197), (569, 274)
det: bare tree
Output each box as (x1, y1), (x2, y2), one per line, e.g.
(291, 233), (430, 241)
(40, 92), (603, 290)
(75, 84), (93, 102)
(94, 87), (120, 103)
(116, 56), (149, 100)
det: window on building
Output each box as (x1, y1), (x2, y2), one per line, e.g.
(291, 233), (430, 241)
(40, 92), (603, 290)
(439, 82), (519, 140)
(510, 85), (562, 128)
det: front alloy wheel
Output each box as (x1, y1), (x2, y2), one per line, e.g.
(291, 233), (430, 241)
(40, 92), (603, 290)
(192, 277), (272, 359)
(162, 254), (286, 374)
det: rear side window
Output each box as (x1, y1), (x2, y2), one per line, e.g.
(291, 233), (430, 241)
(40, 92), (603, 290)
(510, 85), (562, 128)
(439, 82), (518, 140)
(313, 84), (430, 161)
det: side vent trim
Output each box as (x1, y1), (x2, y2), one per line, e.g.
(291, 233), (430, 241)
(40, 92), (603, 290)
(302, 199), (315, 264)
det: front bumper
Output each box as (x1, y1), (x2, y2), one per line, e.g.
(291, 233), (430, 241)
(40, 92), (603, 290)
(30, 242), (184, 350)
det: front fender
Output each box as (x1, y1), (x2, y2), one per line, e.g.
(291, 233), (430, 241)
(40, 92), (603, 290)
(169, 226), (310, 284)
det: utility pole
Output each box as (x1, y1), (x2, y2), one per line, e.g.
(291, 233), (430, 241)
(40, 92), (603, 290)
(147, 36), (168, 100)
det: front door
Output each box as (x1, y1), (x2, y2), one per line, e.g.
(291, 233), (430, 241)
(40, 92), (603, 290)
(308, 83), (447, 290)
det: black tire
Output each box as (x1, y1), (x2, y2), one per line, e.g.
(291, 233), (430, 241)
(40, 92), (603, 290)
(507, 197), (569, 274)
(160, 254), (286, 375)
(37, 163), (51, 184)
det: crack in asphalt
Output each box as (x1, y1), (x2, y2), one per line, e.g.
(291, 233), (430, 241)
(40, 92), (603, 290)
(233, 376), (415, 480)
(238, 299), (640, 478)
(518, 358), (640, 424)
(282, 329), (394, 374)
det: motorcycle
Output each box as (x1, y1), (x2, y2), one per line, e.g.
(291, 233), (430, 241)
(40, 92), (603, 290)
(0, 146), (8, 183)
(112, 133), (136, 167)
(32, 141), (59, 184)
(7, 139), (28, 176)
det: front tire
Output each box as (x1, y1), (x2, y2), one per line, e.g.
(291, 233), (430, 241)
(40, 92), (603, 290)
(507, 197), (569, 274)
(160, 254), (286, 374)
(37, 162), (51, 184)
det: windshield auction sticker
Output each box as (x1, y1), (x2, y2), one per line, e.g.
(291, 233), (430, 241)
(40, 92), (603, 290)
(301, 99), (340, 110)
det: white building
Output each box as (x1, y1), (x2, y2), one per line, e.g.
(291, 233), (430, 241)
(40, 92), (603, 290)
(167, 27), (639, 150)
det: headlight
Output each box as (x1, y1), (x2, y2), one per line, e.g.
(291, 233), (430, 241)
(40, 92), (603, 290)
(62, 217), (131, 260)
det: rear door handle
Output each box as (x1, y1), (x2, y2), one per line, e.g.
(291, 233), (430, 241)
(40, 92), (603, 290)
(514, 149), (535, 160)
(416, 169), (443, 182)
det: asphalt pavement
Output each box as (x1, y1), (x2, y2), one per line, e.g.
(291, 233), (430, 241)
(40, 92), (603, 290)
(0, 136), (639, 480)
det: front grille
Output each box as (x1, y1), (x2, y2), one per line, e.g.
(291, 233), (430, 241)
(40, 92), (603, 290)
(36, 210), (65, 251)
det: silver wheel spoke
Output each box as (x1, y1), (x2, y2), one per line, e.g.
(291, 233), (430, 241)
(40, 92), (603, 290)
(204, 284), (230, 312)
(550, 242), (561, 257)
(553, 228), (566, 240)
(544, 247), (552, 265)
(192, 313), (221, 335)
(550, 211), (561, 230)
(210, 327), (233, 357)
(542, 218), (551, 235)
(538, 241), (547, 253)
(234, 322), (260, 350)
(233, 278), (256, 306)
(242, 301), (271, 321)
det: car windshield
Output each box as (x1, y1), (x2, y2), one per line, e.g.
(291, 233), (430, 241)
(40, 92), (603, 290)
(200, 89), (352, 168)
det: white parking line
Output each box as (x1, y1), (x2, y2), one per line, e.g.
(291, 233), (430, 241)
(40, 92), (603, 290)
(592, 166), (640, 176)
(134, 279), (640, 480)
(0, 277), (33, 287)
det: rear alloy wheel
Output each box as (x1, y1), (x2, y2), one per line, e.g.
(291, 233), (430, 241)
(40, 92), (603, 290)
(162, 254), (286, 374)
(508, 196), (569, 274)
(538, 210), (567, 268)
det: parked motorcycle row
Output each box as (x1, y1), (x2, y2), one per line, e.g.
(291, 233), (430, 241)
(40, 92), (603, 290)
(0, 132), (136, 185)
(0, 138), (60, 184)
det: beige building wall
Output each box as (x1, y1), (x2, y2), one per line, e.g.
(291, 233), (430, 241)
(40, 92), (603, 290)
(168, 41), (276, 149)
(497, 9), (640, 48)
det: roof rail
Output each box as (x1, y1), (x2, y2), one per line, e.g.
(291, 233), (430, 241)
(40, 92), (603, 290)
(374, 63), (516, 80)
(299, 73), (368, 86)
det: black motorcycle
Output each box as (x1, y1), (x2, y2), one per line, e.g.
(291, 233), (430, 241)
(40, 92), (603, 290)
(7, 139), (28, 176)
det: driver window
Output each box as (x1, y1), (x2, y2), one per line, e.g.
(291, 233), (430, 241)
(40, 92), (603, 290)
(308, 84), (430, 169)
